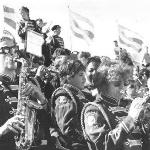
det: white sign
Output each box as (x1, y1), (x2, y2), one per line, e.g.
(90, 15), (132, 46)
(26, 29), (44, 57)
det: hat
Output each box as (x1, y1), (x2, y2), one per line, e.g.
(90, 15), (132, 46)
(51, 25), (61, 31)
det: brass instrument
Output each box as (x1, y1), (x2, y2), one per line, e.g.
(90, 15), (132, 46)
(14, 58), (42, 150)
(36, 65), (58, 81)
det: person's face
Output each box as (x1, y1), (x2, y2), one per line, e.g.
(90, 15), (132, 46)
(54, 27), (61, 35)
(37, 20), (44, 28)
(86, 62), (98, 83)
(1, 46), (18, 70)
(109, 80), (125, 100)
(3, 53), (17, 70)
(68, 70), (86, 90)
(125, 81), (138, 99)
(20, 10), (29, 20)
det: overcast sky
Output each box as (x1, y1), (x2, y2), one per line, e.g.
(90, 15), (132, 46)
(1, 0), (150, 58)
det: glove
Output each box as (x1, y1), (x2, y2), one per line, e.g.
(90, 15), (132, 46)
(128, 97), (145, 122)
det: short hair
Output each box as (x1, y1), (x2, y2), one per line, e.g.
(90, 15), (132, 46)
(52, 48), (71, 59)
(97, 62), (133, 92)
(59, 60), (85, 79)
(51, 25), (61, 31)
(86, 56), (101, 68)
(78, 51), (91, 59)
(20, 6), (29, 14)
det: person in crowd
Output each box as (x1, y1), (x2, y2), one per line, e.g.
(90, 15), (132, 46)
(0, 34), (24, 150)
(81, 61), (150, 150)
(119, 48), (133, 66)
(77, 51), (91, 66)
(50, 59), (89, 150)
(142, 46), (150, 67)
(84, 56), (101, 96)
(113, 40), (121, 60)
(0, 34), (50, 150)
(18, 6), (39, 43)
(36, 18), (47, 34)
(47, 25), (64, 55)
(52, 48), (71, 61)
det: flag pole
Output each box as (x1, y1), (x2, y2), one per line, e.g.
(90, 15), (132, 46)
(67, 3), (73, 51)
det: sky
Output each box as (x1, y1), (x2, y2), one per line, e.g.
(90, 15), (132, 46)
(1, 0), (150, 59)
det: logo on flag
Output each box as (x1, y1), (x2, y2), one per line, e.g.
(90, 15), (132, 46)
(69, 8), (94, 45)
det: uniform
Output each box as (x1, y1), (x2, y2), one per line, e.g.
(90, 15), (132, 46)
(0, 75), (18, 150)
(18, 19), (39, 42)
(51, 84), (89, 150)
(0, 75), (53, 150)
(49, 35), (64, 55)
(81, 94), (146, 150)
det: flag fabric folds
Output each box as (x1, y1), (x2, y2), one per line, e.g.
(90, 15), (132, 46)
(2, 5), (19, 43)
(69, 8), (94, 45)
(118, 24), (143, 53)
(3, 5), (16, 29)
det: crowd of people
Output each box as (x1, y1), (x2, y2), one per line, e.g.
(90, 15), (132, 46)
(0, 5), (150, 150)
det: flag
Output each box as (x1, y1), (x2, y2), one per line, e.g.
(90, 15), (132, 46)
(2, 5), (20, 43)
(69, 7), (94, 45)
(118, 24), (143, 53)
(3, 5), (16, 29)
(118, 24), (145, 64)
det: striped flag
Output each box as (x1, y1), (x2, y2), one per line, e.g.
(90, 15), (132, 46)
(69, 8), (94, 45)
(3, 5), (16, 29)
(2, 5), (20, 43)
(118, 24), (143, 53)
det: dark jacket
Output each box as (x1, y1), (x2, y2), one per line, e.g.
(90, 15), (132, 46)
(49, 35), (64, 55)
(18, 19), (39, 42)
(50, 84), (89, 150)
(0, 76), (18, 150)
(81, 94), (145, 150)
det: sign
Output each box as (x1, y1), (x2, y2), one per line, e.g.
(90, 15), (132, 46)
(26, 29), (44, 57)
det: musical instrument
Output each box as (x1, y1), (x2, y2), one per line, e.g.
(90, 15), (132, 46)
(14, 58), (43, 150)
